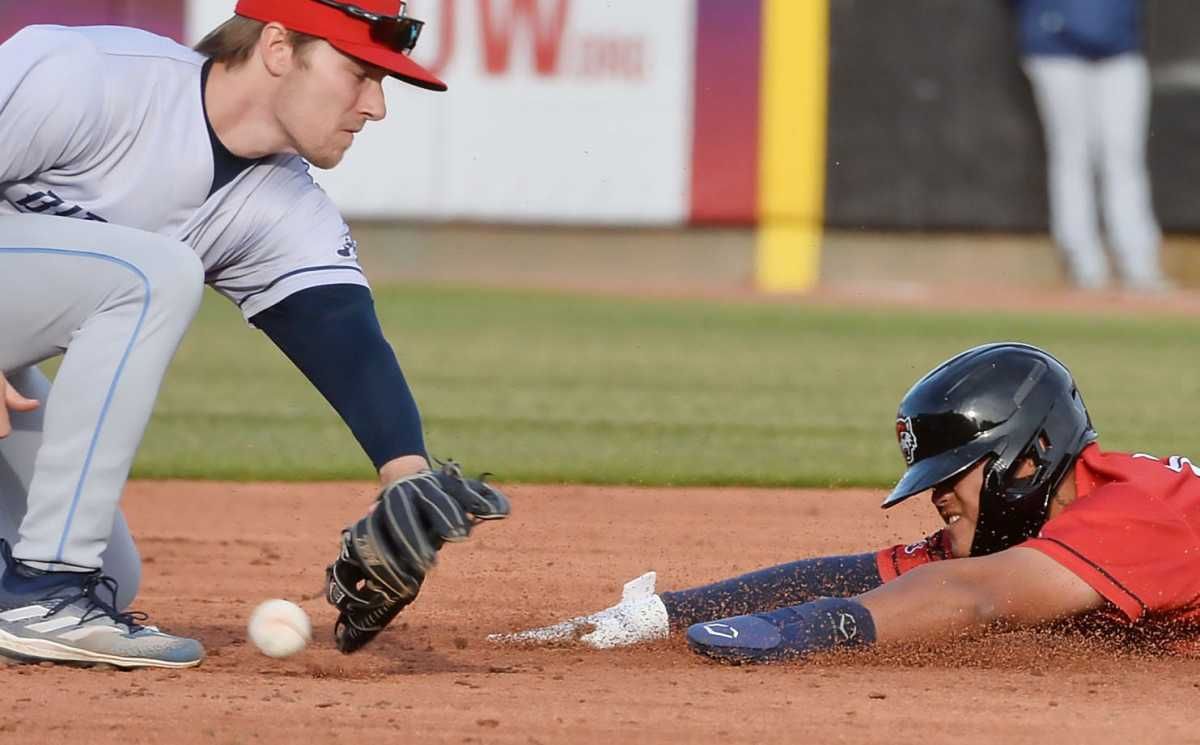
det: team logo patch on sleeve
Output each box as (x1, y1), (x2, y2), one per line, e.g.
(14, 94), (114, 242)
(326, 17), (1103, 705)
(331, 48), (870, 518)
(896, 416), (918, 465)
(337, 227), (358, 259)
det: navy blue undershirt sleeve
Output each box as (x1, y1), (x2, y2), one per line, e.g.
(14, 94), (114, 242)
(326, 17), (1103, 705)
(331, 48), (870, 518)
(250, 283), (426, 470)
(200, 59), (260, 196)
(660, 553), (882, 628)
(685, 597), (877, 662)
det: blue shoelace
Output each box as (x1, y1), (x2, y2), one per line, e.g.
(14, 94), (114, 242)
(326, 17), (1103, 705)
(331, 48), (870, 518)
(1, 540), (146, 630)
(43, 573), (148, 631)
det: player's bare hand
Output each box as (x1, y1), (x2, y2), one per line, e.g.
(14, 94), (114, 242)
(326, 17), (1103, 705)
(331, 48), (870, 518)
(0, 371), (39, 438)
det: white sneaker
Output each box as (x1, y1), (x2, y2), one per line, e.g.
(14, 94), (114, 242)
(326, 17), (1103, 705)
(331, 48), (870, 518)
(488, 571), (668, 649)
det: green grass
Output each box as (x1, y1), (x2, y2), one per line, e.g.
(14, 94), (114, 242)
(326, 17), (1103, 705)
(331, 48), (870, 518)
(113, 285), (1200, 486)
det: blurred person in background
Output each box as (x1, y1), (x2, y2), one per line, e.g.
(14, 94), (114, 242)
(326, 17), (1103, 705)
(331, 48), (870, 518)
(1014, 0), (1167, 291)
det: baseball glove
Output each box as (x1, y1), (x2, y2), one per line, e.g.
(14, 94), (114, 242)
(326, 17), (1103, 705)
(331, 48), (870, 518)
(325, 460), (511, 653)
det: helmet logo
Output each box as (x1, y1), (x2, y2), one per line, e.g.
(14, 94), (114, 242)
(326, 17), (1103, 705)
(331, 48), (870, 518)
(896, 416), (918, 465)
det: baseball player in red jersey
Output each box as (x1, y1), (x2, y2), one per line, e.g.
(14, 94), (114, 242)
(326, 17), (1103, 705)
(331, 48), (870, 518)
(878, 443), (1200, 629)
(496, 343), (1200, 661)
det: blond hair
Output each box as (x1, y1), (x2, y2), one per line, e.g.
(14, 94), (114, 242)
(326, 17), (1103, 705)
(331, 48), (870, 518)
(194, 16), (321, 69)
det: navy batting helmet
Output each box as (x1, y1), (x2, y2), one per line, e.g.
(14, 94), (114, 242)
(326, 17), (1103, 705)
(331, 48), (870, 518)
(884, 343), (1097, 556)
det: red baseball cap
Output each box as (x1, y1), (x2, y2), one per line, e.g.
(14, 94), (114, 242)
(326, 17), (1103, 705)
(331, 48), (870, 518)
(234, 0), (447, 91)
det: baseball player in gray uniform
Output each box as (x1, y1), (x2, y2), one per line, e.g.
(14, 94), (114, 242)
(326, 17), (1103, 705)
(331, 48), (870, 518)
(0, 0), (509, 670)
(1013, 0), (1167, 291)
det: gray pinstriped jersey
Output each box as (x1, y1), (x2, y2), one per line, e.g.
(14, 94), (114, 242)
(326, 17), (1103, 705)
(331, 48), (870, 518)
(0, 24), (368, 319)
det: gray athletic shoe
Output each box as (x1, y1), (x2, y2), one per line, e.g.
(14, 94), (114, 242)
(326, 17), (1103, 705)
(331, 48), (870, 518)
(0, 540), (203, 669)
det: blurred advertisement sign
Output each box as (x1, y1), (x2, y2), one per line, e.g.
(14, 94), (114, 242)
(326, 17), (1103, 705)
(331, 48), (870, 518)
(189, 1), (695, 223)
(1, 0), (184, 41)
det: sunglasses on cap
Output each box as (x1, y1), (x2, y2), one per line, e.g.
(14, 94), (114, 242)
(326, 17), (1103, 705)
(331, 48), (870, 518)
(311, 0), (425, 54)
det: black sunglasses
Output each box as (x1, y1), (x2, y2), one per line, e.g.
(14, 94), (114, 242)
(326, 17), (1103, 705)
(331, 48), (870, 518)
(312, 0), (425, 54)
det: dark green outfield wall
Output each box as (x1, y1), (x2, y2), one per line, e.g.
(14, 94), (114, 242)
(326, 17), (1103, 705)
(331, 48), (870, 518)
(825, 0), (1200, 231)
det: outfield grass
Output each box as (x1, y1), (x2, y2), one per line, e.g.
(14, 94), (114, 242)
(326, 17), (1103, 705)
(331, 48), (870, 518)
(119, 285), (1200, 486)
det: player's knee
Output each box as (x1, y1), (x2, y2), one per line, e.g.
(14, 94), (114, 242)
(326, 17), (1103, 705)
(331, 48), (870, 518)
(145, 245), (204, 320)
(158, 245), (204, 301)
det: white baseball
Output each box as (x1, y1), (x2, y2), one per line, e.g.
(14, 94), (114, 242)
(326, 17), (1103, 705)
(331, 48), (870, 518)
(247, 599), (312, 659)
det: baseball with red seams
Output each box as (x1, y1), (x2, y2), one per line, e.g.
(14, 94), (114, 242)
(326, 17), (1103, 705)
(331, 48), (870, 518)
(248, 599), (312, 658)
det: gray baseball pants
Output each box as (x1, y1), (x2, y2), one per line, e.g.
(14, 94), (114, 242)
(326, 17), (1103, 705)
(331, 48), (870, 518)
(0, 214), (203, 609)
(1023, 53), (1164, 289)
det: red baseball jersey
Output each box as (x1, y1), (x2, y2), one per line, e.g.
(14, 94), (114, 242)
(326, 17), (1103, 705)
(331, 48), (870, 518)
(876, 443), (1200, 626)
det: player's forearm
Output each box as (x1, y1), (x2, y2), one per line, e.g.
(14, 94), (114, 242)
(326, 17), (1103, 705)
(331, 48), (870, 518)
(251, 284), (428, 470)
(686, 559), (986, 663)
(660, 552), (882, 628)
(855, 561), (1001, 643)
(855, 544), (1106, 644)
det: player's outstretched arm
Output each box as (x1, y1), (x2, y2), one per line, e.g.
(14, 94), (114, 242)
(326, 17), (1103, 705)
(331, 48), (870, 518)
(489, 551), (884, 650)
(686, 546), (1104, 663)
(660, 553), (883, 627)
(251, 284), (511, 653)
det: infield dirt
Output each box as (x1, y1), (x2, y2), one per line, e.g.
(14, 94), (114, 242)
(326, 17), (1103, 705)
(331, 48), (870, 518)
(4, 480), (1197, 745)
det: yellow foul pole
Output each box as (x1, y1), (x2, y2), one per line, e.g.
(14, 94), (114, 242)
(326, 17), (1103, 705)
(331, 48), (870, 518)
(756, 0), (829, 292)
